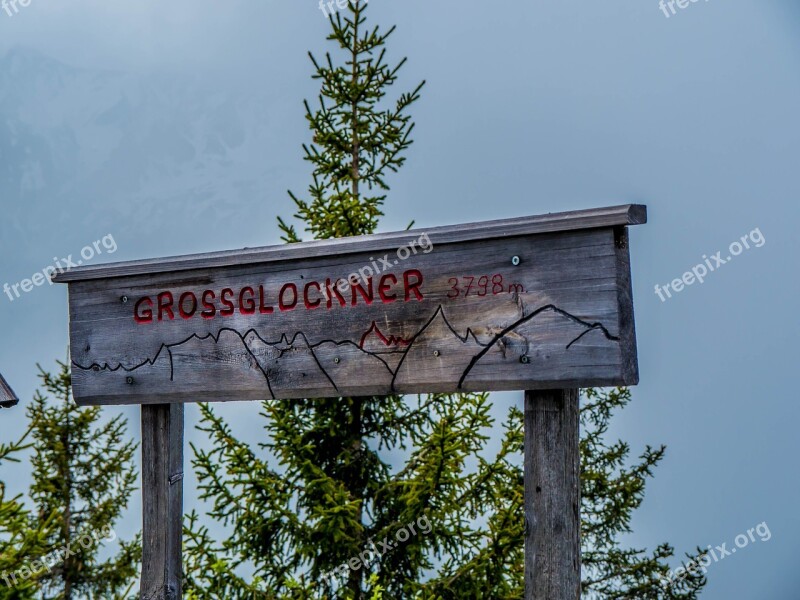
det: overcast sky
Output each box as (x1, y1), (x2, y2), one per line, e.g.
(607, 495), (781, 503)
(1, 1), (799, 598)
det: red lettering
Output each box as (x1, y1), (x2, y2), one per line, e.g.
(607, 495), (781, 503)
(157, 291), (174, 321)
(279, 283), (298, 311)
(258, 285), (273, 314)
(404, 269), (424, 301)
(326, 278), (347, 308)
(201, 290), (216, 319)
(220, 288), (235, 316)
(304, 281), (321, 309)
(378, 274), (397, 303)
(178, 292), (197, 319)
(351, 277), (374, 306)
(239, 287), (256, 315)
(137, 274), (422, 323)
(134, 296), (153, 324)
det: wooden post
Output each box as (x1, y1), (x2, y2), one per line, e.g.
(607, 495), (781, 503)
(524, 389), (581, 599)
(141, 403), (184, 600)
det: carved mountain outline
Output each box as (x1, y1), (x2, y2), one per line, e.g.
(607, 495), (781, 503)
(73, 304), (619, 399)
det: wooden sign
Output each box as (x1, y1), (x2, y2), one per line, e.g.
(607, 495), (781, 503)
(53, 205), (646, 406)
(53, 204), (648, 599)
(0, 372), (19, 408)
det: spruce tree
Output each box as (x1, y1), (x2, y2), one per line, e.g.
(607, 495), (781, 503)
(580, 388), (705, 598)
(184, 2), (706, 599)
(25, 362), (141, 600)
(0, 428), (52, 600)
(276, 0), (423, 244)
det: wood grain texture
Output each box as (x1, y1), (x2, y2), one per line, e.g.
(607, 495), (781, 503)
(524, 389), (581, 600)
(0, 372), (19, 408)
(62, 225), (642, 405)
(140, 403), (183, 600)
(614, 227), (639, 385)
(53, 205), (646, 283)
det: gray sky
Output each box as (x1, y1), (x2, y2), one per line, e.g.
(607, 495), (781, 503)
(1, 1), (798, 597)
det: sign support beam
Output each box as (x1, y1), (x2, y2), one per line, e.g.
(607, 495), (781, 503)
(524, 389), (581, 599)
(141, 403), (184, 600)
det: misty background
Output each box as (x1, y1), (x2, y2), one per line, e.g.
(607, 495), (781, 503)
(1, 1), (799, 597)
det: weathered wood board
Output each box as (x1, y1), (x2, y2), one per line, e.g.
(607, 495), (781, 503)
(54, 205), (645, 406)
(0, 372), (19, 408)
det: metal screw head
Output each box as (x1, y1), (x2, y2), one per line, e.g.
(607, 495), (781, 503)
(334, 357), (340, 364)
(433, 350), (440, 357)
(511, 256), (521, 266)
(520, 355), (530, 364)
(121, 296), (128, 303)
(125, 376), (134, 385)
